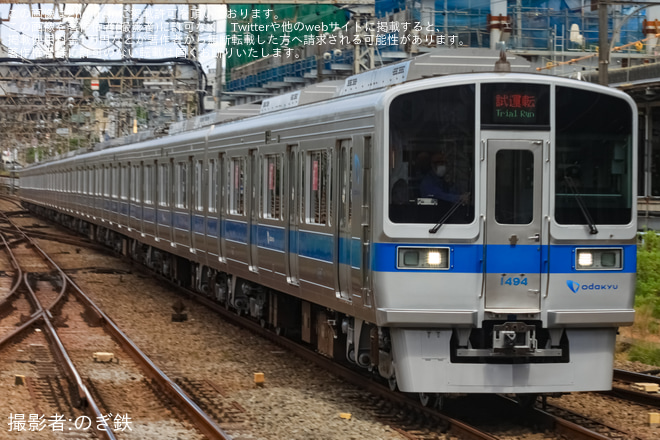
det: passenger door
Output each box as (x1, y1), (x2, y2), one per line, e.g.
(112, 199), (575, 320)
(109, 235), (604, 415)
(336, 140), (353, 301)
(285, 146), (300, 285)
(247, 149), (259, 272)
(485, 139), (543, 310)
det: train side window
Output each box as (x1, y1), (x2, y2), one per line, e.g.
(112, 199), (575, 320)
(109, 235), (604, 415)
(175, 161), (188, 209)
(158, 163), (170, 207)
(129, 165), (136, 202)
(103, 167), (110, 197)
(130, 165), (142, 203)
(95, 167), (101, 196)
(230, 157), (246, 215)
(144, 165), (152, 204)
(208, 159), (217, 213)
(195, 160), (204, 211)
(263, 154), (282, 220)
(120, 165), (128, 201)
(87, 168), (93, 195)
(112, 166), (119, 199)
(306, 150), (330, 225)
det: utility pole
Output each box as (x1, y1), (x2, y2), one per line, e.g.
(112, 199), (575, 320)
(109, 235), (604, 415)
(598, 0), (609, 85)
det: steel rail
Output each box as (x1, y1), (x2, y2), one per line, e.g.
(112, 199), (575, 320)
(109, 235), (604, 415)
(180, 288), (497, 440)
(530, 408), (614, 440)
(0, 230), (43, 353)
(63, 274), (232, 440)
(1, 210), (230, 439)
(613, 368), (660, 384)
(0, 232), (23, 302)
(608, 369), (660, 407)
(5, 215), (118, 440)
(495, 396), (616, 440)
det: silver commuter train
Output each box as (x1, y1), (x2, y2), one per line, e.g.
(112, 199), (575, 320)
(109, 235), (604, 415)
(20, 60), (637, 400)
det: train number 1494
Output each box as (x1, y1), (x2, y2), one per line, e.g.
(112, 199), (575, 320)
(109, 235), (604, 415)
(500, 276), (528, 286)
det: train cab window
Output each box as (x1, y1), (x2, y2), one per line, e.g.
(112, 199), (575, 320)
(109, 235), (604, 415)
(306, 150), (330, 225)
(175, 162), (188, 209)
(555, 87), (633, 225)
(208, 159), (218, 213)
(230, 157), (246, 215)
(263, 154), (283, 220)
(158, 163), (170, 207)
(388, 84), (475, 224)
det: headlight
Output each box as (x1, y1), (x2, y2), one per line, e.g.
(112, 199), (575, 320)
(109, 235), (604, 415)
(575, 248), (622, 270)
(397, 247), (450, 270)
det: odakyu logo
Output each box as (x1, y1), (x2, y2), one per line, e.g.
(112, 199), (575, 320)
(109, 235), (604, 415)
(566, 280), (580, 293)
(566, 280), (619, 293)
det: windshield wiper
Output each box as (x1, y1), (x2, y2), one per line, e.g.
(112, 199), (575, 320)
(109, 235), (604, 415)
(563, 176), (598, 234)
(429, 192), (470, 234)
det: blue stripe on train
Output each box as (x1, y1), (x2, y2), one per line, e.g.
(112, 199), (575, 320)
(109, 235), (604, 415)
(371, 243), (636, 274)
(109, 205), (635, 275)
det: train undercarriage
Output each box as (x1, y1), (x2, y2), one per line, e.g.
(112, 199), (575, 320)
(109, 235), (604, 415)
(26, 202), (581, 408)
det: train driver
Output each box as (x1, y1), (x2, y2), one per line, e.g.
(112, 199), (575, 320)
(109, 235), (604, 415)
(419, 152), (462, 204)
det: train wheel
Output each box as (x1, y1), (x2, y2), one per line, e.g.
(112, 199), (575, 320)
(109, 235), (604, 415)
(515, 393), (538, 408)
(388, 376), (397, 391)
(418, 393), (437, 408)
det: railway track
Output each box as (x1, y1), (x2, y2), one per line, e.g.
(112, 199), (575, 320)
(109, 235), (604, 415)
(4, 196), (657, 440)
(0, 208), (229, 440)
(147, 265), (650, 440)
(607, 369), (660, 408)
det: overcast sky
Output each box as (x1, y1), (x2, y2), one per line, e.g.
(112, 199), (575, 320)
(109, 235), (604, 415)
(0, 4), (227, 72)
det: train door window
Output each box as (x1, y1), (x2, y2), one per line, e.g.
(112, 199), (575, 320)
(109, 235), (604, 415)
(130, 165), (141, 202)
(158, 162), (170, 207)
(208, 159), (217, 213)
(195, 160), (204, 211)
(495, 150), (534, 224)
(95, 167), (101, 196)
(230, 157), (246, 215)
(339, 142), (353, 226)
(129, 166), (136, 202)
(144, 165), (153, 205)
(175, 161), (188, 209)
(218, 154), (226, 214)
(263, 154), (283, 219)
(300, 152), (305, 223)
(103, 167), (110, 197)
(306, 150), (330, 225)
(112, 166), (119, 199)
(120, 165), (129, 201)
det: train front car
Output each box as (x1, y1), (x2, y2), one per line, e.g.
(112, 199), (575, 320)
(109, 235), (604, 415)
(377, 74), (636, 396)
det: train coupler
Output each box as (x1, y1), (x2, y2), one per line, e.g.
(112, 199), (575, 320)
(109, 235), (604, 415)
(492, 322), (537, 354)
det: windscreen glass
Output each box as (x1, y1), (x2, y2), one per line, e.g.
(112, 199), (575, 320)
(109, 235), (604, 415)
(388, 85), (475, 224)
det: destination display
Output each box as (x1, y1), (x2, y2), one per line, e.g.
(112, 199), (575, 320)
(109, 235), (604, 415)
(481, 83), (550, 128)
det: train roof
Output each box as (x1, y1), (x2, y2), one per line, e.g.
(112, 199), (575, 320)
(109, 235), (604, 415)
(24, 51), (634, 170)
